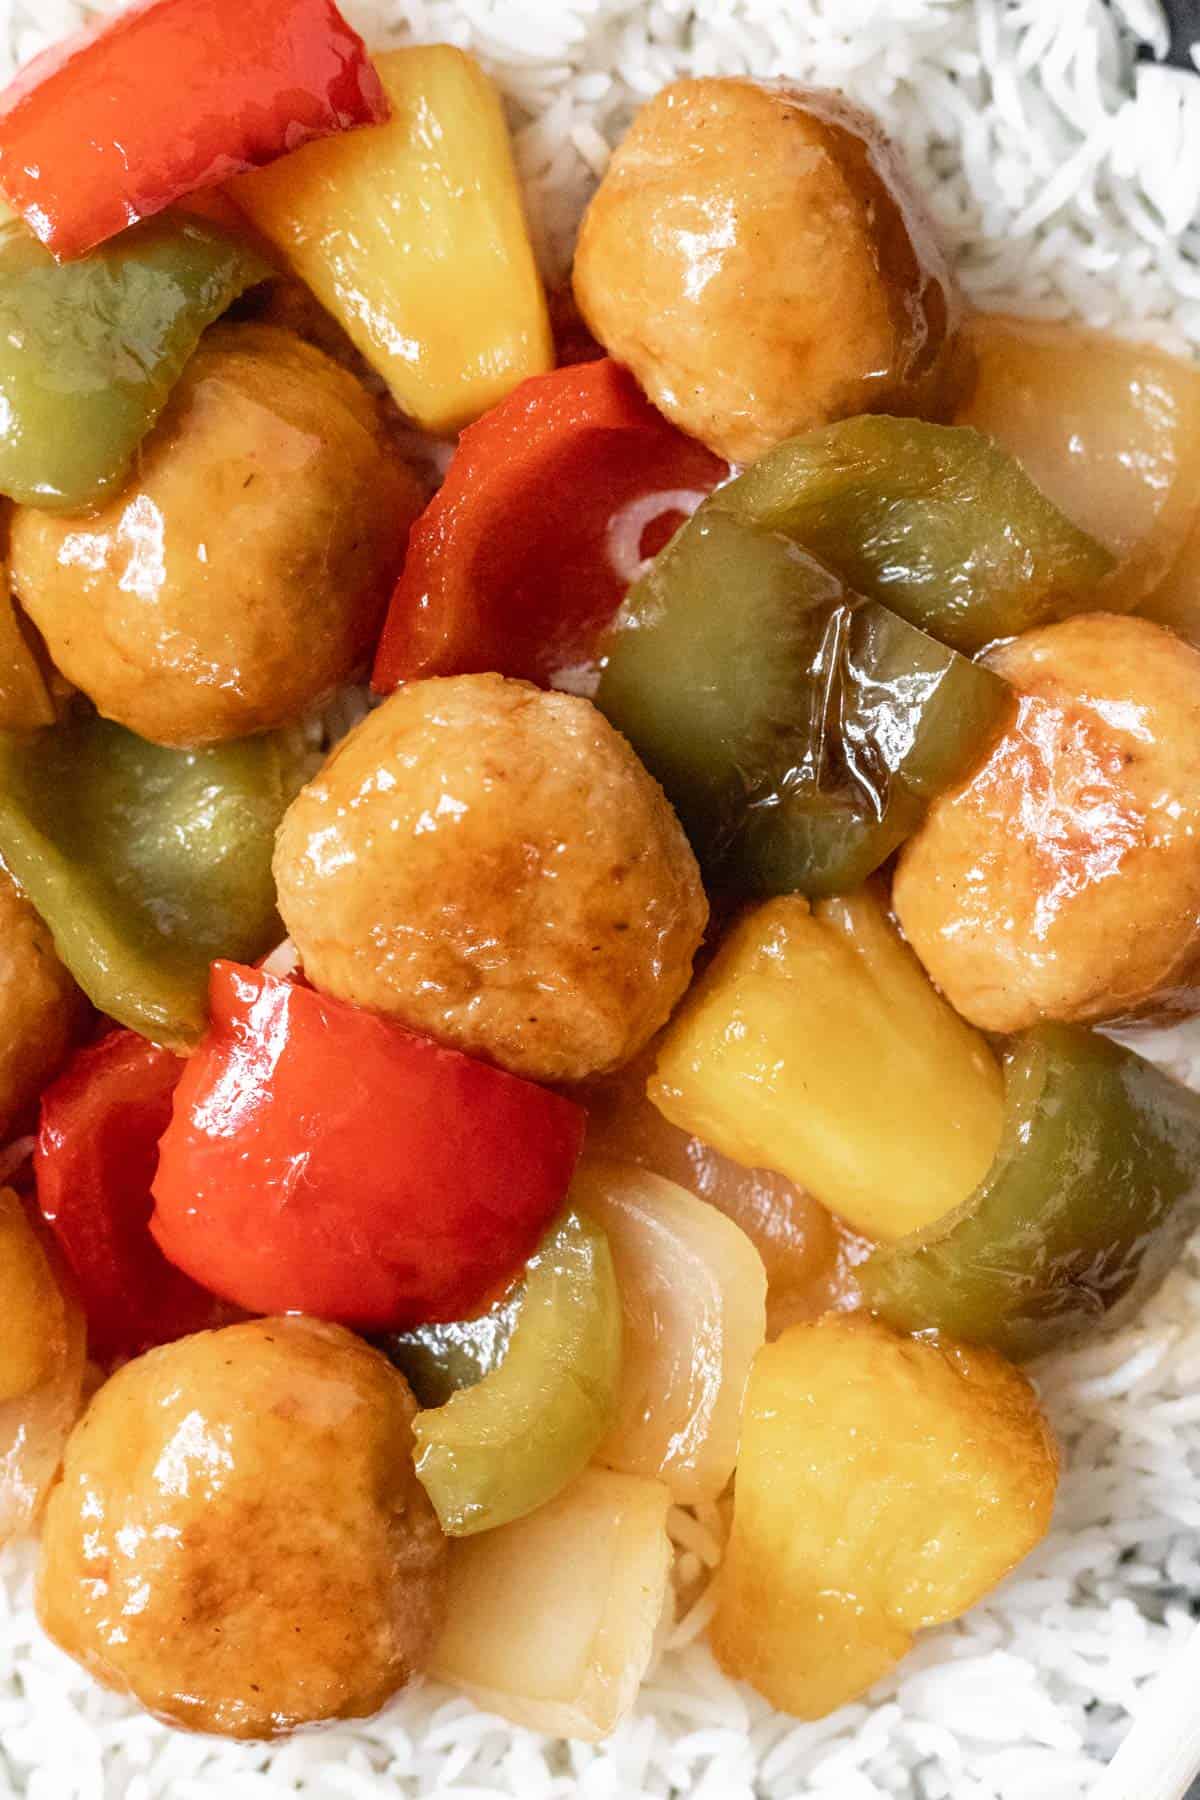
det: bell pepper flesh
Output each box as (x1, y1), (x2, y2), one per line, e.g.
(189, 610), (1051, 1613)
(716, 416), (1115, 653)
(35, 1030), (224, 1363)
(0, 0), (387, 261)
(0, 711), (305, 1047)
(0, 213), (271, 511)
(860, 1024), (1200, 1360)
(373, 358), (725, 691)
(595, 508), (1012, 898)
(150, 964), (587, 1330)
(413, 1207), (623, 1535)
(379, 1285), (523, 1409)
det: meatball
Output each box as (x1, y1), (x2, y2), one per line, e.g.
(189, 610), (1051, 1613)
(0, 868), (81, 1138)
(37, 1317), (446, 1738)
(893, 614), (1200, 1032)
(573, 79), (967, 465)
(11, 324), (423, 748)
(274, 674), (708, 1083)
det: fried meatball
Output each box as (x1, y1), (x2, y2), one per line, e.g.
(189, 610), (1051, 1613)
(274, 674), (708, 1083)
(0, 868), (81, 1139)
(893, 614), (1200, 1032)
(37, 1317), (446, 1739)
(573, 79), (967, 465)
(11, 324), (423, 748)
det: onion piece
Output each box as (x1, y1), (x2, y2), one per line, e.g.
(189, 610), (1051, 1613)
(430, 1465), (671, 1740)
(573, 1158), (766, 1504)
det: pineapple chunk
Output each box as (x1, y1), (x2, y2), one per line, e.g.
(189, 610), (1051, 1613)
(650, 887), (1003, 1242)
(430, 1465), (672, 1740)
(229, 47), (552, 434)
(711, 1314), (1058, 1719)
(956, 313), (1200, 609)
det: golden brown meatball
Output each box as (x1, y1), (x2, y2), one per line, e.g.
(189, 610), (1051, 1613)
(893, 614), (1200, 1032)
(274, 674), (708, 1083)
(0, 868), (81, 1138)
(11, 324), (423, 748)
(37, 1317), (446, 1739)
(573, 79), (967, 465)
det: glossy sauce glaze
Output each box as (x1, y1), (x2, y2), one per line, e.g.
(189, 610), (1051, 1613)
(36, 1317), (446, 1738)
(895, 612), (1200, 1031)
(573, 78), (969, 463)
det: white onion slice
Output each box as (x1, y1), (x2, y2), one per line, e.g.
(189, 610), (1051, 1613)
(430, 1465), (672, 1740)
(574, 1158), (766, 1504)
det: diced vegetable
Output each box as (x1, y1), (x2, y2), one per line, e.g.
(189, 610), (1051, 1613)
(713, 416), (1114, 653)
(35, 1030), (223, 1362)
(379, 1286), (523, 1409)
(586, 1064), (848, 1327)
(151, 964), (586, 1330)
(860, 1025), (1200, 1359)
(0, 585), (54, 731)
(583, 1050), (857, 1334)
(595, 509), (1011, 897)
(0, 1188), (67, 1402)
(0, 1243), (84, 1545)
(0, 214), (270, 511)
(0, 0), (387, 260)
(231, 46), (551, 435)
(431, 1466), (671, 1739)
(650, 889), (1004, 1242)
(710, 1314), (1058, 1719)
(372, 359), (725, 691)
(956, 313), (1200, 610)
(412, 1208), (622, 1535)
(0, 711), (306, 1047)
(574, 1159), (765, 1503)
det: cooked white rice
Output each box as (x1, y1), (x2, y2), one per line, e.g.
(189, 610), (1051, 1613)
(5, 1), (1200, 1796)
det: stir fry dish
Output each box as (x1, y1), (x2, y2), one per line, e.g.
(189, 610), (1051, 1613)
(4, 0), (1200, 1746)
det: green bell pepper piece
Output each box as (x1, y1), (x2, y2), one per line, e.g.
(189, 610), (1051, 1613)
(0, 213), (271, 512)
(596, 509), (1012, 898)
(0, 709), (307, 1047)
(413, 1208), (622, 1536)
(860, 1024), (1200, 1360)
(379, 1284), (523, 1409)
(714, 416), (1115, 653)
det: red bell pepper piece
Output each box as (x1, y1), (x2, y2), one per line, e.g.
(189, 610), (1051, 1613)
(150, 963), (587, 1329)
(35, 1030), (225, 1362)
(0, 0), (388, 261)
(371, 358), (727, 693)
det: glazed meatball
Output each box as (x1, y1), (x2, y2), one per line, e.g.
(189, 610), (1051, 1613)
(0, 869), (81, 1138)
(37, 1317), (446, 1738)
(573, 79), (967, 465)
(274, 674), (708, 1083)
(11, 324), (423, 748)
(894, 614), (1200, 1032)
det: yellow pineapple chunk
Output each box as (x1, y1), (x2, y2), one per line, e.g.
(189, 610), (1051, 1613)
(711, 1314), (1058, 1718)
(650, 887), (1002, 1242)
(229, 46), (552, 434)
